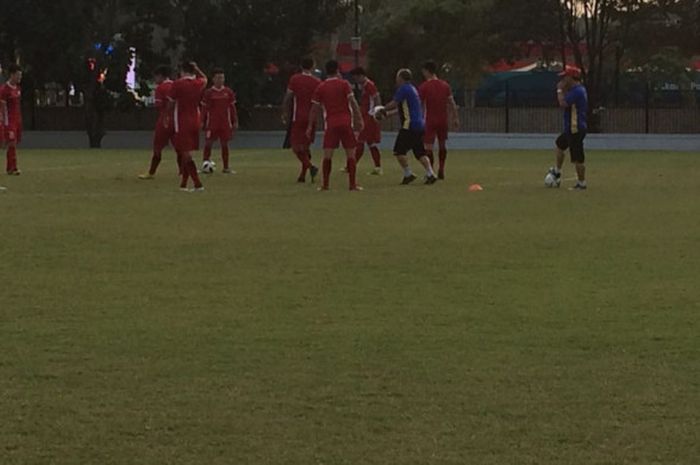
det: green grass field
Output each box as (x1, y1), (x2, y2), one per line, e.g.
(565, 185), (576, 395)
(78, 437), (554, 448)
(1, 148), (699, 464)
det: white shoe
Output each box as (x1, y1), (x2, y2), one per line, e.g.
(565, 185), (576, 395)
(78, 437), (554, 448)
(0, 186), (7, 193)
(368, 167), (383, 176)
(180, 187), (193, 193)
(194, 187), (206, 192)
(339, 167), (349, 173)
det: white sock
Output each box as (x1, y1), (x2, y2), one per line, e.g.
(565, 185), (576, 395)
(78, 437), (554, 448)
(425, 165), (435, 177)
(579, 180), (587, 186)
(403, 166), (413, 177)
(554, 167), (561, 174)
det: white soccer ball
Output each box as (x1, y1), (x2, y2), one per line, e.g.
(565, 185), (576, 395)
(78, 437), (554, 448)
(201, 160), (215, 174)
(544, 172), (560, 188)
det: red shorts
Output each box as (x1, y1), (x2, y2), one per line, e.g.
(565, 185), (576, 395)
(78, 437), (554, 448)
(5, 125), (22, 144)
(290, 121), (315, 147)
(424, 122), (448, 145)
(205, 127), (233, 142)
(174, 125), (200, 152)
(323, 125), (357, 150)
(358, 118), (381, 145)
(153, 126), (175, 152)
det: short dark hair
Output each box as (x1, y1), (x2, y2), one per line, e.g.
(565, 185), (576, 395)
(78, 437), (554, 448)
(181, 61), (196, 74)
(212, 67), (225, 76)
(153, 65), (172, 79)
(422, 61), (438, 75)
(350, 67), (366, 77)
(325, 60), (339, 75)
(301, 58), (314, 71)
(398, 68), (413, 81)
(6, 63), (22, 75)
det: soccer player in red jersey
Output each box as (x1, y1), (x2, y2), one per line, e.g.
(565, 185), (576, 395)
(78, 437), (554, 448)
(282, 58), (320, 183)
(306, 60), (364, 191)
(139, 65), (181, 179)
(350, 67), (383, 175)
(419, 61), (460, 180)
(167, 61), (207, 192)
(202, 68), (238, 174)
(0, 64), (24, 175)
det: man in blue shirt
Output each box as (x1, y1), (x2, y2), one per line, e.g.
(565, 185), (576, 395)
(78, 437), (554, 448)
(548, 66), (589, 190)
(381, 69), (437, 185)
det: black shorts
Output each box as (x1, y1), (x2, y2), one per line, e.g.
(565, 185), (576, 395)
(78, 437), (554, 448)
(394, 129), (427, 160)
(556, 132), (586, 163)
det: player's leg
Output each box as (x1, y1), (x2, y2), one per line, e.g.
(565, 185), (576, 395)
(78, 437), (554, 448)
(181, 151), (204, 190)
(141, 130), (167, 179)
(423, 126), (436, 168)
(220, 136), (232, 173)
(320, 149), (334, 190)
(570, 133), (587, 190)
(414, 132), (437, 184)
(437, 126), (448, 179)
(293, 143), (313, 182)
(5, 127), (19, 175)
(548, 133), (568, 184)
(342, 127), (360, 191)
(368, 144), (382, 173)
(394, 130), (417, 185)
(203, 131), (214, 163)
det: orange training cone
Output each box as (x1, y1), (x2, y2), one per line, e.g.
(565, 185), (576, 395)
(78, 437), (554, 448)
(468, 184), (484, 192)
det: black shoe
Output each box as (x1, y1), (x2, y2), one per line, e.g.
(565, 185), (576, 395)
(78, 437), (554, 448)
(438, 171), (445, 180)
(401, 174), (417, 185)
(570, 183), (587, 191)
(309, 166), (319, 183)
(425, 175), (438, 185)
(297, 177), (306, 183)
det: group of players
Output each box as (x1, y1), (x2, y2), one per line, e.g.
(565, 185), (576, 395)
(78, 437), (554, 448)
(138, 58), (461, 192)
(282, 58), (460, 190)
(0, 58), (588, 193)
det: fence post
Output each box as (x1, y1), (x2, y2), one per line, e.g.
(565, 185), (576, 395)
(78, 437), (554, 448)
(645, 82), (650, 134)
(505, 80), (510, 134)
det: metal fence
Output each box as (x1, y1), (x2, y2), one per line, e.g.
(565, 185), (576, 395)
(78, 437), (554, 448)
(23, 89), (700, 134)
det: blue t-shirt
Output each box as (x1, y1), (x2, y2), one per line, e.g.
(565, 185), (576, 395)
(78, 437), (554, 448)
(563, 84), (588, 134)
(393, 83), (425, 132)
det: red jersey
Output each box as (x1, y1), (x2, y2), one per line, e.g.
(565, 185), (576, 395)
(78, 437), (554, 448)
(419, 79), (452, 125)
(154, 80), (174, 129)
(311, 77), (354, 129)
(0, 83), (22, 128)
(203, 86), (237, 130)
(359, 79), (380, 120)
(168, 76), (207, 133)
(288, 72), (321, 124)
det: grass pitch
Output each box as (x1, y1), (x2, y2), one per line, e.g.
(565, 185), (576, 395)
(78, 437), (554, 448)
(1, 148), (699, 465)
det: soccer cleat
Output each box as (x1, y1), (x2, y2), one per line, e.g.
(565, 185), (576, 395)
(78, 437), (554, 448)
(297, 177), (306, 183)
(569, 183), (587, 191)
(222, 168), (237, 175)
(350, 186), (364, 192)
(438, 171), (445, 180)
(180, 187), (193, 193)
(138, 173), (155, 180)
(310, 165), (319, 183)
(0, 186), (7, 193)
(339, 166), (349, 173)
(368, 167), (383, 176)
(401, 174), (417, 185)
(7, 170), (21, 176)
(424, 175), (438, 185)
(194, 186), (206, 192)
(317, 186), (329, 192)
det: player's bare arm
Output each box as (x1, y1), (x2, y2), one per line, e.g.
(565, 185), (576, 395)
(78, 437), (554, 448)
(349, 95), (364, 132)
(281, 90), (294, 125)
(191, 62), (208, 86)
(448, 96), (460, 130)
(557, 81), (569, 108)
(306, 102), (320, 138)
(383, 100), (400, 117)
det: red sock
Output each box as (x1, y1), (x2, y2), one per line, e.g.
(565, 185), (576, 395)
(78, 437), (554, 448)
(438, 147), (447, 173)
(203, 144), (212, 162)
(347, 157), (357, 189)
(7, 146), (17, 172)
(354, 145), (365, 164)
(322, 158), (332, 189)
(221, 141), (230, 170)
(426, 150), (435, 167)
(188, 160), (203, 188)
(176, 152), (184, 175)
(149, 151), (162, 175)
(369, 146), (381, 167)
(294, 149), (311, 179)
(180, 163), (190, 188)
